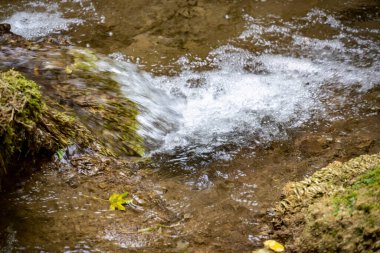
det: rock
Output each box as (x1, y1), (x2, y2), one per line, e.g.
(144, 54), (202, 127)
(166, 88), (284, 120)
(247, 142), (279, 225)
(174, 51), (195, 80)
(176, 240), (190, 251)
(297, 135), (330, 157)
(0, 23), (29, 47)
(0, 23), (11, 34)
(98, 182), (108, 189)
(0, 70), (92, 189)
(273, 153), (380, 253)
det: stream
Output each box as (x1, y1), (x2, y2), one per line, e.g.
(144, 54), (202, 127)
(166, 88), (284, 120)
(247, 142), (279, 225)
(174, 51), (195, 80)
(0, 0), (379, 252)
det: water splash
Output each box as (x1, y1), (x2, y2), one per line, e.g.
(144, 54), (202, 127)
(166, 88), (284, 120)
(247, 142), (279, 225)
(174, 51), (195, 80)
(90, 32), (378, 160)
(0, 0), (97, 39)
(122, 9), (378, 158)
(2, 11), (82, 39)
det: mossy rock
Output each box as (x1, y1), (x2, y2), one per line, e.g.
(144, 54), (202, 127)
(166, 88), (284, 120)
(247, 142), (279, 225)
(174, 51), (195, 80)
(0, 65), (145, 189)
(0, 70), (44, 172)
(274, 153), (380, 252)
(1, 40), (145, 158)
(48, 48), (145, 157)
(0, 70), (92, 188)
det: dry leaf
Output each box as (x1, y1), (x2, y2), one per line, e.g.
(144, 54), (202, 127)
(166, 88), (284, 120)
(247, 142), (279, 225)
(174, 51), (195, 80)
(264, 240), (285, 252)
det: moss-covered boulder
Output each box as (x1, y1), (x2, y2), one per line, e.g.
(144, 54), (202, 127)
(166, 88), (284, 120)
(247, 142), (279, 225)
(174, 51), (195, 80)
(0, 69), (44, 165)
(274, 153), (380, 252)
(0, 70), (92, 188)
(43, 48), (145, 157)
(50, 80), (144, 157)
(1, 21), (145, 157)
(0, 65), (145, 189)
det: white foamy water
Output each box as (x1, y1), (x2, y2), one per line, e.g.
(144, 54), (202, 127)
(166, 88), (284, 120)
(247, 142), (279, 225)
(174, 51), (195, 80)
(101, 9), (379, 157)
(93, 50), (319, 155)
(3, 11), (82, 39)
(0, 1), (97, 39)
(89, 46), (378, 159)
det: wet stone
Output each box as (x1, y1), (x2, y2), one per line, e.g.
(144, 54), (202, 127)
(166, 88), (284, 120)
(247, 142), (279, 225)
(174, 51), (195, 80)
(98, 182), (108, 189)
(0, 23), (11, 34)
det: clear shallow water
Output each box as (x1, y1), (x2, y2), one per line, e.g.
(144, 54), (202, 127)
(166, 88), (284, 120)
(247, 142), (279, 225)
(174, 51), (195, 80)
(0, 0), (380, 252)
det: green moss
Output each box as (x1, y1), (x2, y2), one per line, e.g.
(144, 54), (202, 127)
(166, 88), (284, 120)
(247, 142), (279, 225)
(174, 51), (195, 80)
(107, 101), (144, 156)
(352, 166), (380, 189)
(39, 110), (91, 148)
(0, 70), (43, 125)
(333, 167), (380, 215)
(95, 99), (144, 157)
(276, 155), (380, 216)
(65, 48), (98, 73)
(302, 168), (380, 252)
(333, 192), (357, 215)
(275, 155), (380, 253)
(61, 48), (145, 157)
(0, 70), (44, 172)
(0, 70), (93, 180)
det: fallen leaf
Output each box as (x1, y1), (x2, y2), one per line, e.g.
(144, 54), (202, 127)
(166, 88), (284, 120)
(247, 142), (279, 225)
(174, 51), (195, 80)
(65, 66), (73, 74)
(109, 192), (133, 211)
(264, 240), (285, 252)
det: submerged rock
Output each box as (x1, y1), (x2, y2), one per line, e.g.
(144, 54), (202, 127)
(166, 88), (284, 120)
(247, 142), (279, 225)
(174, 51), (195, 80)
(0, 67), (145, 190)
(273, 153), (380, 253)
(48, 48), (145, 157)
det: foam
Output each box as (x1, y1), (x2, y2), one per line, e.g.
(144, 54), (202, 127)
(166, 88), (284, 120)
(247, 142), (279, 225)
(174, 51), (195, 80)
(3, 11), (82, 39)
(0, 1), (97, 39)
(91, 42), (378, 159)
(136, 9), (378, 156)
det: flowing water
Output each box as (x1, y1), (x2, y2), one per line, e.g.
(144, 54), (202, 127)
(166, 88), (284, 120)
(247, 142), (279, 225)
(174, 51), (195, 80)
(0, 0), (379, 252)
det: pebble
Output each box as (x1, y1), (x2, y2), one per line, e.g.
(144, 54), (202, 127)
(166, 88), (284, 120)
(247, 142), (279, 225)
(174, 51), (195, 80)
(98, 182), (108, 189)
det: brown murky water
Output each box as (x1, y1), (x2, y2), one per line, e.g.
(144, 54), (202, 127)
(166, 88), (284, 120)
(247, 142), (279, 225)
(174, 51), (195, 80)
(0, 0), (379, 252)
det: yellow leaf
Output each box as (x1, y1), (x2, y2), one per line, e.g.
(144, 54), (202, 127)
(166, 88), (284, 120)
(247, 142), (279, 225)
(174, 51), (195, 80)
(264, 240), (285, 252)
(65, 66), (73, 74)
(109, 192), (133, 211)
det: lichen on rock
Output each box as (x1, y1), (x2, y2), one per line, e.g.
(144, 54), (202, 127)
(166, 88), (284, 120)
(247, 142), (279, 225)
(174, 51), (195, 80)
(274, 153), (380, 252)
